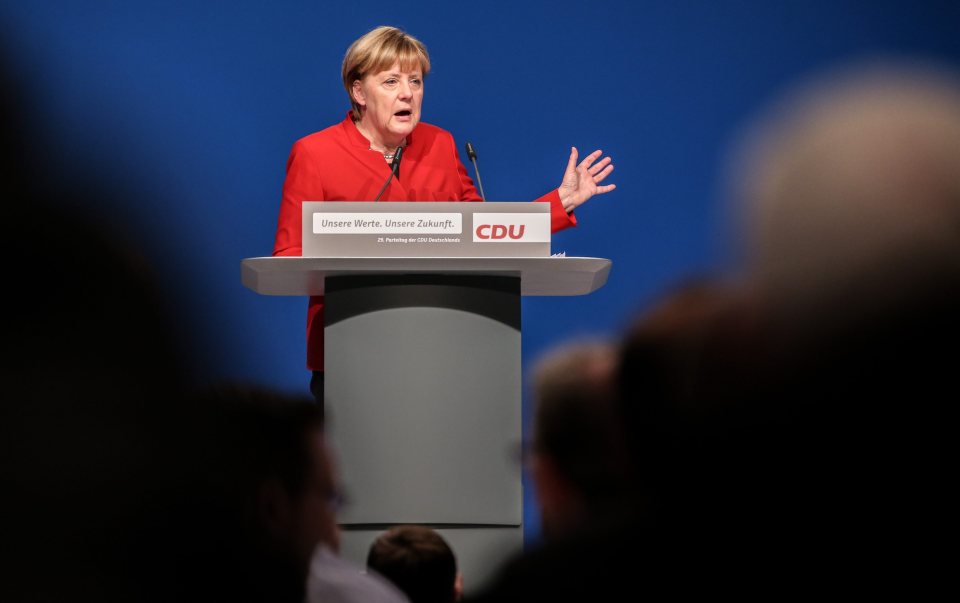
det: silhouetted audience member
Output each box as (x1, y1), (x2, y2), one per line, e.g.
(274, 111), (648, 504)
(614, 277), (764, 528)
(3, 198), (197, 603)
(178, 383), (408, 603)
(181, 384), (339, 603)
(617, 58), (960, 589)
(526, 339), (633, 541)
(715, 58), (960, 587)
(2, 44), (202, 603)
(367, 525), (462, 603)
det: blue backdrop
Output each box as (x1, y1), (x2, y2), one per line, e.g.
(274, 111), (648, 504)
(4, 0), (959, 543)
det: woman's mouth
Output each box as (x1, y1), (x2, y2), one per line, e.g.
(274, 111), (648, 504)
(394, 109), (413, 121)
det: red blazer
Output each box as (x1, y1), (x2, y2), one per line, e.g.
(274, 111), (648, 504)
(273, 113), (576, 371)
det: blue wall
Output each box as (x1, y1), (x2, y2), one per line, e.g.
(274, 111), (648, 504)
(4, 0), (959, 543)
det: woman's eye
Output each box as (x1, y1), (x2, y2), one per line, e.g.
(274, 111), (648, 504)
(383, 79), (398, 87)
(410, 79), (422, 88)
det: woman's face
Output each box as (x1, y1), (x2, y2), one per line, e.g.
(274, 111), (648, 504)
(352, 62), (423, 148)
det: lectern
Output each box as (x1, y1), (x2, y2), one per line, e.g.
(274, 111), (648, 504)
(242, 203), (611, 590)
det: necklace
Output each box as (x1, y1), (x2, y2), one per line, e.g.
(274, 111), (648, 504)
(370, 145), (401, 161)
(367, 139), (405, 161)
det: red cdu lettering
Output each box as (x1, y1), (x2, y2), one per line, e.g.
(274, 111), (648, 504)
(477, 223), (525, 240)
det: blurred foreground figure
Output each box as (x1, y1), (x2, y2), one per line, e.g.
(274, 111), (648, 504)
(187, 384), (339, 603)
(2, 47), (197, 602)
(2, 203), (194, 603)
(703, 58), (960, 589)
(527, 339), (632, 542)
(367, 525), (462, 603)
(188, 383), (408, 603)
(615, 59), (960, 592)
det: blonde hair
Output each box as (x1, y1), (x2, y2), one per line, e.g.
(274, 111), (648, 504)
(342, 26), (431, 119)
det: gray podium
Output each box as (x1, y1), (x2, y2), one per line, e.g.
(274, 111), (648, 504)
(241, 256), (611, 591)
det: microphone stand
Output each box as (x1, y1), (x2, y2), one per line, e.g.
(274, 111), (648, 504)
(373, 145), (404, 201)
(465, 141), (487, 201)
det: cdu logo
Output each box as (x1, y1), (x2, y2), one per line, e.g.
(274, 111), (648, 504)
(475, 224), (526, 240)
(472, 213), (550, 243)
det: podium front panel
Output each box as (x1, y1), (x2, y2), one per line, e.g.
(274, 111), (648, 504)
(325, 275), (522, 525)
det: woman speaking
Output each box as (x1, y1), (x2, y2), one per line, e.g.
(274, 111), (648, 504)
(273, 26), (616, 403)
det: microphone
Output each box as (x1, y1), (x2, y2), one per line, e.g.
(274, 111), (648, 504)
(464, 141), (487, 201)
(373, 145), (404, 201)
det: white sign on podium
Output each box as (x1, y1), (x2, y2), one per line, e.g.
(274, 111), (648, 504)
(302, 201), (551, 257)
